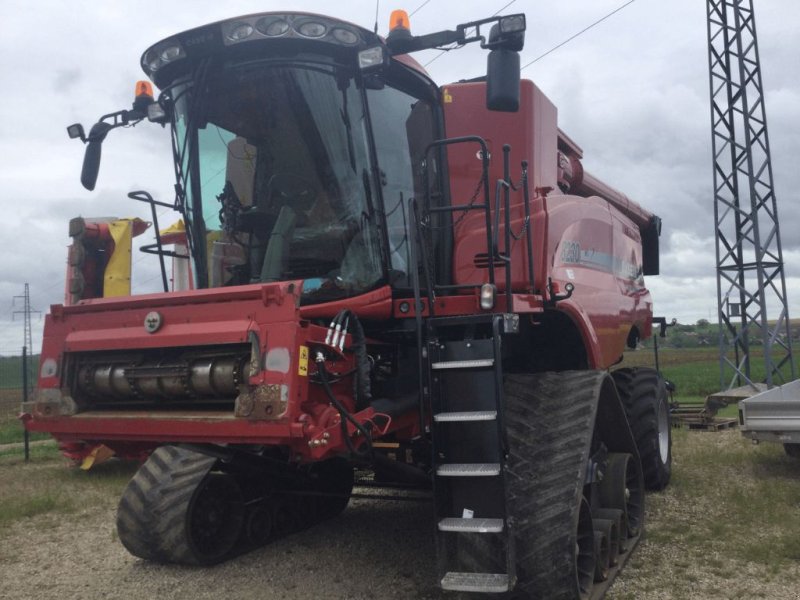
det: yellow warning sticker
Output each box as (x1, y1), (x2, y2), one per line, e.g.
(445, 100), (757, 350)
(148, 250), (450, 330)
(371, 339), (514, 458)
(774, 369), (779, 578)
(443, 88), (453, 103)
(298, 345), (309, 376)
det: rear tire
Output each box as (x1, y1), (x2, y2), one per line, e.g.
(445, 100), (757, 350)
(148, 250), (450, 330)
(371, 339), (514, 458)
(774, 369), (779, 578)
(612, 367), (672, 491)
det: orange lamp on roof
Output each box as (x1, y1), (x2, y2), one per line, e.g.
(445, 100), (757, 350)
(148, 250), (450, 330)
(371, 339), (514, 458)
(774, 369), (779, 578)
(135, 80), (154, 100)
(389, 9), (411, 33)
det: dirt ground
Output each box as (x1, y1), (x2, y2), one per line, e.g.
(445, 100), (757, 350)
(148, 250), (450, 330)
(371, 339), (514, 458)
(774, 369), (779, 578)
(1, 429), (799, 600)
(1, 476), (440, 600)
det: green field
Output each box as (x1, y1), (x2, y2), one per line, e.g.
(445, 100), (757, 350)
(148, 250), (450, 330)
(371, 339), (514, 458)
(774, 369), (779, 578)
(0, 354), (39, 390)
(620, 346), (797, 400)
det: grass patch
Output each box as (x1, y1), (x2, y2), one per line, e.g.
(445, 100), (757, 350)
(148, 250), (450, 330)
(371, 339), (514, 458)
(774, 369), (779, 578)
(612, 429), (800, 598)
(0, 449), (137, 540)
(0, 419), (50, 445)
(0, 493), (72, 528)
(0, 441), (60, 461)
(649, 431), (800, 567)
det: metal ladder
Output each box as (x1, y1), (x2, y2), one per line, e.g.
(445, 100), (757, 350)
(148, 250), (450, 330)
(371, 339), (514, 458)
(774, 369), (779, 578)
(427, 313), (517, 593)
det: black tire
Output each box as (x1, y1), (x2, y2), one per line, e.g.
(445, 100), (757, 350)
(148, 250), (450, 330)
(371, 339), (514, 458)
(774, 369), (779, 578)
(612, 367), (672, 491)
(784, 443), (800, 458)
(503, 371), (605, 600)
(117, 445), (245, 565)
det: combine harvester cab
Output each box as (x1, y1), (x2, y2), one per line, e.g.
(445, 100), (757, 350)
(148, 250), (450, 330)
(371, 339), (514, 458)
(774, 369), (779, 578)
(24, 9), (672, 598)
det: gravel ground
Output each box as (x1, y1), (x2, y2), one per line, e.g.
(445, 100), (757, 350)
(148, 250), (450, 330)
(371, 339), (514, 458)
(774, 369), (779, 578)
(1, 493), (441, 600)
(2, 429), (799, 600)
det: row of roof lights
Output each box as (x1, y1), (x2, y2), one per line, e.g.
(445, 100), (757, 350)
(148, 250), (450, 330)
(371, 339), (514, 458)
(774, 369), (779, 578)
(143, 15), (364, 74)
(223, 17), (361, 46)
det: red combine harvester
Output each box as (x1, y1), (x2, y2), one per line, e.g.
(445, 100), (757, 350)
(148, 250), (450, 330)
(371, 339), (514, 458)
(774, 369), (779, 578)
(24, 9), (672, 598)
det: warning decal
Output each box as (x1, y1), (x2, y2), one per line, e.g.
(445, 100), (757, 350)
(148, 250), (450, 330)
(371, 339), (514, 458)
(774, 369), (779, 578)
(298, 345), (309, 376)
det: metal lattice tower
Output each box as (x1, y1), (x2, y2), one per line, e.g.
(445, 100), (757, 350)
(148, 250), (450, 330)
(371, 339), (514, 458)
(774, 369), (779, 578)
(12, 283), (40, 352)
(706, 0), (795, 389)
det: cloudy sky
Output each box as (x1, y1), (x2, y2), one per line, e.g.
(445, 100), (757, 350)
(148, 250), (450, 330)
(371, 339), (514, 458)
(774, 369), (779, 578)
(1, 0), (798, 353)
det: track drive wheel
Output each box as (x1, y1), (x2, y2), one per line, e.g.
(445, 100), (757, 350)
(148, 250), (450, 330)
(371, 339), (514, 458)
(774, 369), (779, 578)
(187, 473), (246, 563)
(612, 367), (672, 490)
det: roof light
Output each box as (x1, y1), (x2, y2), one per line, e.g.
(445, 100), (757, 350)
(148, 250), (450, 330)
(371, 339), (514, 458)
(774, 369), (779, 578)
(358, 46), (386, 70)
(499, 14), (526, 34)
(256, 17), (290, 37)
(143, 41), (186, 73)
(144, 50), (162, 72)
(332, 27), (359, 45)
(227, 22), (254, 42)
(296, 21), (328, 38)
(389, 9), (411, 33)
(160, 44), (184, 62)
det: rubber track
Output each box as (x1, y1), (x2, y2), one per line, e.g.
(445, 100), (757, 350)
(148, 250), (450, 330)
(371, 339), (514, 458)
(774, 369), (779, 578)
(611, 368), (671, 491)
(116, 445), (217, 564)
(504, 371), (605, 600)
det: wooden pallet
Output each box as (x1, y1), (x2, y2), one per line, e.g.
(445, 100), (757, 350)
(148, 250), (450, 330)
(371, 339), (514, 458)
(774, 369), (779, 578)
(673, 416), (739, 431)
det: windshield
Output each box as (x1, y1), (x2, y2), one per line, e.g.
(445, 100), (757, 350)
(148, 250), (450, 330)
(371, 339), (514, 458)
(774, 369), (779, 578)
(173, 60), (384, 303)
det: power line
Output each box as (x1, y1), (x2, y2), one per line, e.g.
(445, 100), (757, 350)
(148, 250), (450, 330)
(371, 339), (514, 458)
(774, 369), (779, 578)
(424, 0), (518, 68)
(521, 0), (637, 70)
(410, 0), (432, 17)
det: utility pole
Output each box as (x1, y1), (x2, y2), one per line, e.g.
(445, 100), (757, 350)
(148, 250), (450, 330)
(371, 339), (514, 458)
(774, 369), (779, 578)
(706, 0), (795, 389)
(13, 283), (41, 462)
(13, 283), (40, 353)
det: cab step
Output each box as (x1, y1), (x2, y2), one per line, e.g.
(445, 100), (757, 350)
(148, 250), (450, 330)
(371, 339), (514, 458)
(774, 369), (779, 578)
(433, 410), (497, 422)
(441, 572), (510, 593)
(431, 358), (494, 370)
(437, 517), (504, 533)
(436, 463), (501, 477)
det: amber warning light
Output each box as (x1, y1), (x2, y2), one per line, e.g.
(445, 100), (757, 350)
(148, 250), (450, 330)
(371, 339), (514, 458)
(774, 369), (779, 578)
(135, 80), (154, 100)
(389, 9), (411, 33)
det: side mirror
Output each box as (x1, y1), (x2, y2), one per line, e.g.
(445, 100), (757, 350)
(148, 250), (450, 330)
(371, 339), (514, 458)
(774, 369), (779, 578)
(80, 122), (113, 191)
(486, 48), (520, 111)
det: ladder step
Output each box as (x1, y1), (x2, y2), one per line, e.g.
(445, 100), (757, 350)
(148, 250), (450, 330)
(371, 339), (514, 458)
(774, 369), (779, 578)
(438, 517), (504, 533)
(441, 572), (510, 593)
(431, 359), (494, 370)
(437, 463), (501, 477)
(434, 410), (497, 422)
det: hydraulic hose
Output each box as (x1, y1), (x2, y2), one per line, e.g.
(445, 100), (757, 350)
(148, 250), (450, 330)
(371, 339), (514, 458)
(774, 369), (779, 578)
(327, 309), (372, 410)
(315, 355), (373, 459)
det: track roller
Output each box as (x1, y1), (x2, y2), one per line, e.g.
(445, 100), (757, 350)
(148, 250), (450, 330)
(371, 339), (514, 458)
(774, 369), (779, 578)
(593, 508), (627, 559)
(593, 518), (619, 570)
(592, 531), (610, 583)
(597, 452), (644, 538)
